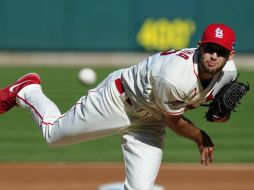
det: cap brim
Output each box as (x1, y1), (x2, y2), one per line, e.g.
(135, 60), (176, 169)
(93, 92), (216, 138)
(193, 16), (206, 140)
(201, 40), (231, 51)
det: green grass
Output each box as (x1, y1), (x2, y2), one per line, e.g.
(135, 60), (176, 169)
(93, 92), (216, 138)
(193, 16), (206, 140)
(0, 66), (253, 163)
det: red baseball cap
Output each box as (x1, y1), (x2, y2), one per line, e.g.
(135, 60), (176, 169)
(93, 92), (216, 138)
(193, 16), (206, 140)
(201, 24), (236, 51)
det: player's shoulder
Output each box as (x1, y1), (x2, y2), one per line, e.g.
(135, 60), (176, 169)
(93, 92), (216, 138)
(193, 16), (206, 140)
(157, 48), (197, 66)
(152, 48), (197, 84)
(153, 48), (196, 59)
(223, 59), (237, 72)
(166, 48), (196, 60)
(219, 59), (237, 81)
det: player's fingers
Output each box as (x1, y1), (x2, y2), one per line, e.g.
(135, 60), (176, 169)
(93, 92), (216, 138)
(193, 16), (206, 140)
(201, 148), (207, 165)
(203, 147), (212, 166)
(204, 147), (214, 166)
(205, 149), (209, 166)
(208, 147), (214, 163)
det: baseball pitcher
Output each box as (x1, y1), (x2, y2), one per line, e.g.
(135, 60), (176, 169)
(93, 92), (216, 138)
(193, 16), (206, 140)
(0, 24), (249, 190)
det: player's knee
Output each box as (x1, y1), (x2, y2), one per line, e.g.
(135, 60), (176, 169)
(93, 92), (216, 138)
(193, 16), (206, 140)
(46, 140), (65, 147)
(45, 139), (57, 147)
(45, 136), (71, 147)
(44, 136), (62, 147)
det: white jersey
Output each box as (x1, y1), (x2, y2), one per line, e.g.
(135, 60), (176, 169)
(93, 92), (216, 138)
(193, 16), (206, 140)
(121, 48), (237, 116)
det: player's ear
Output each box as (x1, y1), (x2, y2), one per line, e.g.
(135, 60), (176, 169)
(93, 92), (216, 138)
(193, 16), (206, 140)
(197, 41), (202, 48)
(228, 50), (235, 60)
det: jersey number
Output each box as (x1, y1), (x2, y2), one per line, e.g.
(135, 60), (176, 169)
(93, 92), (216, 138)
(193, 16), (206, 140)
(160, 50), (193, 60)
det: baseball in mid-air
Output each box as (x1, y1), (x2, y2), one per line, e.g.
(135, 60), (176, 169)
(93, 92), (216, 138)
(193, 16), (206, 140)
(78, 68), (97, 85)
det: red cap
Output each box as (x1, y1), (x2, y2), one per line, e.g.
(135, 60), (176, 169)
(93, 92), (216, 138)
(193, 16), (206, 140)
(201, 24), (236, 51)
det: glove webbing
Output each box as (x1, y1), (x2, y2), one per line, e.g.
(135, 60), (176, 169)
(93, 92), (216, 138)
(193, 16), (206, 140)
(223, 82), (249, 110)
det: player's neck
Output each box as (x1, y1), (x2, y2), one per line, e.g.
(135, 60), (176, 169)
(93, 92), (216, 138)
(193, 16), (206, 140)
(200, 78), (212, 88)
(199, 70), (213, 81)
(198, 65), (216, 89)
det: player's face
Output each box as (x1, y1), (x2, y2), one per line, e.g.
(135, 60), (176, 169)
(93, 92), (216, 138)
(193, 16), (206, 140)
(198, 43), (234, 77)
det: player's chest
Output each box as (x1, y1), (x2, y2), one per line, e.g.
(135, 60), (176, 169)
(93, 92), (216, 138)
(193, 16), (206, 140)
(184, 78), (221, 109)
(185, 88), (214, 109)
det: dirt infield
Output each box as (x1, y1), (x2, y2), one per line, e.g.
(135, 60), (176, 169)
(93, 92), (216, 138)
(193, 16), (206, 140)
(0, 163), (254, 190)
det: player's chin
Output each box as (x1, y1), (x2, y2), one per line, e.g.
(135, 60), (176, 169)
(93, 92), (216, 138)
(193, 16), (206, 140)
(202, 66), (220, 76)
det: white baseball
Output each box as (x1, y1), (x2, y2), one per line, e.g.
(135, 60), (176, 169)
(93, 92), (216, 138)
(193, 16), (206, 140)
(78, 68), (97, 85)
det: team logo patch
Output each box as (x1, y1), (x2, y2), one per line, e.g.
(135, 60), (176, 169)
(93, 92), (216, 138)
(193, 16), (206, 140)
(164, 100), (185, 106)
(215, 27), (223, 38)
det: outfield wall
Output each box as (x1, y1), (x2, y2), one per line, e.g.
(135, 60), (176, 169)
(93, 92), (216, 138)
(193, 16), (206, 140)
(0, 52), (253, 70)
(0, 0), (253, 52)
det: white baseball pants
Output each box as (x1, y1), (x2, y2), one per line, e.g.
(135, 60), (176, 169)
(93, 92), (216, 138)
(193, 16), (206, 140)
(16, 70), (165, 190)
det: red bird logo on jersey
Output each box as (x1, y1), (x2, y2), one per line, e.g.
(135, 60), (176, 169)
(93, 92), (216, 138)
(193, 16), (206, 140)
(206, 91), (214, 101)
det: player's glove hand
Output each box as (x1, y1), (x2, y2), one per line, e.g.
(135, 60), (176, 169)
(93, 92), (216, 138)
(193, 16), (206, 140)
(198, 130), (214, 166)
(205, 79), (250, 122)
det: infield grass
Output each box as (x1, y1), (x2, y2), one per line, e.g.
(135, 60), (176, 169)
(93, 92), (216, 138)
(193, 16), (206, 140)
(0, 66), (253, 163)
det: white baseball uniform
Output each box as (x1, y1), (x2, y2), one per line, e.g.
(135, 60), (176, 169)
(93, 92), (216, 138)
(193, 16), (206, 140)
(16, 48), (237, 190)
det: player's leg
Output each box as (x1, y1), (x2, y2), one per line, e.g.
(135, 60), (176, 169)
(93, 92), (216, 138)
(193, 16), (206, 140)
(1, 71), (130, 146)
(121, 125), (166, 190)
